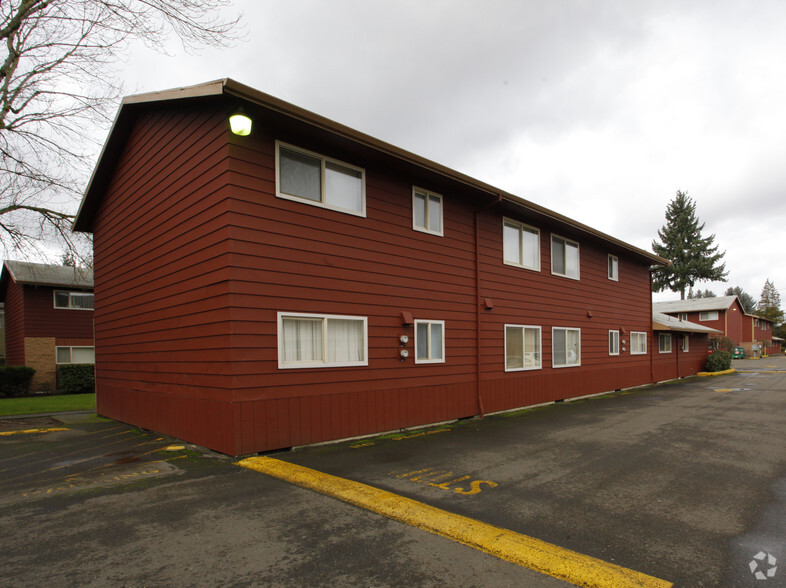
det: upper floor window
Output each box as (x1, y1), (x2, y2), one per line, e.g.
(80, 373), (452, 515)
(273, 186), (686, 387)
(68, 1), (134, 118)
(631, 331), (647, 355)
(551, 234), (579, 279)
(415, 320), (445, 364)
(679, 313), (688, 321)
(54, 291), (94, 310)
(278, 312), (367, 369)
(699, 311), (718, 321)
(659, 333), (672, 353)
(276, 142), (365, 216)
(608, 255), (618, 281)
(413, 188), (443, 236)
(505, 325), (542, 371)
(503, 219), (540, 271)
(609, 330), (620, 356)
(552, 327), (580, 367)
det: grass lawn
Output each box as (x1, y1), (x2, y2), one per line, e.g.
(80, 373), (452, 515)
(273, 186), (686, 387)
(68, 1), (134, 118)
(0, 393), (96, 416)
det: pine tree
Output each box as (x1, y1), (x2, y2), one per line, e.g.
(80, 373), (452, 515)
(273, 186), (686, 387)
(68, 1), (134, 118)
(757, 279), (783, 325)
(651, 191), (728, 299)
(724, 286), (756, 313)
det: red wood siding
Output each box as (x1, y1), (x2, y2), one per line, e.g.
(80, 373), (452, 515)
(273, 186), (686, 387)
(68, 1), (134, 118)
(652, 333), (709, 381)
(21, 285), (93, 339)
(91, 98), (665, 455)
(4, 280), (25, 365)
(92, 103), (236, 452)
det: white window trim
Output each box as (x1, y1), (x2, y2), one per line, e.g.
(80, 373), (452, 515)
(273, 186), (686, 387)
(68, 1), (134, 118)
(275, 140), (366, 217)
(682, 335), (690, 352)
(503, 218), (541, 271)
(679, 313), (688, 321)
(659, 333), (672, 354)
(609, 330), (620, 356)
(552, 327), (581, 368)
(630, 331), (647, 355)
(414, 319), (445, 364)
(56, 346), (95, 364)
(277, 312), (368, 369)
(412, 187), (444, 236)
(699, 311), (718, 321)
(608, 255), (618, 281)
(550, 234), (580, 280)
(504, 324), (542, 372)
(53, 290), (94, 310)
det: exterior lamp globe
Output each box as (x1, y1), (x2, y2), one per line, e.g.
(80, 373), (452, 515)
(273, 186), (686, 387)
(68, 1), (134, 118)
(229, 111), (253, 136)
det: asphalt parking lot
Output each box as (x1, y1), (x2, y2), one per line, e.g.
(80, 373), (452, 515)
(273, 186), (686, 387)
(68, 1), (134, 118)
(2, 358), (785, 587)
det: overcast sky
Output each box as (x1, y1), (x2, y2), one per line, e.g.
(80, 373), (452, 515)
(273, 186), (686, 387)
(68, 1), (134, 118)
(120, 0), (786, 304)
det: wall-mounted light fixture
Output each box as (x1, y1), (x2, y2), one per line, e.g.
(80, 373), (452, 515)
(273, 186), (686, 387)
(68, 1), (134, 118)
(229, 108), (253, 136)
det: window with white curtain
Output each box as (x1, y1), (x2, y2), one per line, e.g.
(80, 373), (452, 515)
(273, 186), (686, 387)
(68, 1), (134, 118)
(659, 333), (672, 353)
(415, 320), (445, 363)
(413, 188), (443, 235)
(552, 327), (581, 367)
(505, 325), (541, 371)
(276, 142), (365, 216)
(503, 218), (540, 270)
(56, 346), (95, 364)
(551, 234), (579, 279)
(630, 331), (647, 355)
(609, 330), (620, 356)
(278, 312), (367, 368)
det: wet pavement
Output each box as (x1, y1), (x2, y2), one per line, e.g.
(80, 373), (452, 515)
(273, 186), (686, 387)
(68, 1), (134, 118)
(1, 358), (785, 586)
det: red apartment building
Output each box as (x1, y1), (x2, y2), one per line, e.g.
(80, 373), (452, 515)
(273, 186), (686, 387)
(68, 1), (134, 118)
(73, 79), (681, 455)
(0, 261), (95, 391)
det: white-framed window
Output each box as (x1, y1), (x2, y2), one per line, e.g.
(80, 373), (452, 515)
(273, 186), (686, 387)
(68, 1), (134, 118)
(54, 291), (94, 310)
(503, 218), (540, 271)
(551, 234), (579, 279)
(682, 335), (690, 352)
(630, 331), (647, 355)
(659, 333), (672, 353)
(609, 330), (620, 356)
(56, 346), (95, 364)
(275, 141), (365, 216)
(277, 312), (368, 369)
(754, 319), (759, 327)
(608, 255), (618, 281)
(679, 313), (688, 321)
(505, 325), (542, 371)
(699, 311), (718, 321)
(552, 327), (580, 368)
(413, 188), (443, 236)
(415, 320), (445, 364)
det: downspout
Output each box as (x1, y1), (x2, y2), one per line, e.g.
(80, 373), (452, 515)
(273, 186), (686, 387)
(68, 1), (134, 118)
(474, 193), (503, 417)
(649, 269), (656, 385)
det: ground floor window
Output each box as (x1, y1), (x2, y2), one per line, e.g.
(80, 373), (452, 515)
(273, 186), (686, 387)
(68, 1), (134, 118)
(682, 335), (690, 352)
(659, 333), (672, 353)
(56, 346), (95, 364)
(609, 330), (620, 355)
(552, 327), (580, 367)
(505, 325), (542, 371)
(631, 331), (647, 355)
(278, 312), (367, 368)
(415, 320), (445, 363)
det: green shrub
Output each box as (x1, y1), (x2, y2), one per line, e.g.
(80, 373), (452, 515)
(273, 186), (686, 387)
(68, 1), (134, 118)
(57, 364), (95, 394)
(0, 366), (36, 397)
(705, 351), (732, 372)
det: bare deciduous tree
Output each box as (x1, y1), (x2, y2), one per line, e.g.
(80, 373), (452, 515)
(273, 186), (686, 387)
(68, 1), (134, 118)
(1, 0), (240, 262)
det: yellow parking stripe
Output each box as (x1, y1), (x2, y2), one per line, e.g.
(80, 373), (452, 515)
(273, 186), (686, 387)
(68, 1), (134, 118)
(237, 456), (672, 588)
(0, 427), (69, 437)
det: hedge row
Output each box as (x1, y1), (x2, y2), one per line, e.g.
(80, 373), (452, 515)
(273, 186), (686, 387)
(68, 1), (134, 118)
(0, 366), (36, 397)
(57, 364), (95, 394)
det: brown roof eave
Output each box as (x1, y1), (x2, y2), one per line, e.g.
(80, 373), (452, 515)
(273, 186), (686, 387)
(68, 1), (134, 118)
(73, 78), (670, 266)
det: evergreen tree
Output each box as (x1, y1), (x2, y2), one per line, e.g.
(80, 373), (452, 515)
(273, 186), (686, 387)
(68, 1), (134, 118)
(724, 286), (756, 313)
(651, 191), (728, 299)
(691, 289), (716, 299)
(757, 279), (783, 325)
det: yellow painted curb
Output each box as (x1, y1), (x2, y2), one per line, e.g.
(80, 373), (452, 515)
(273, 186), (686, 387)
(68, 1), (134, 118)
(237, 456), (672, 588)
(0, 427), (69, 437)
(697, 368), (736, 377)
